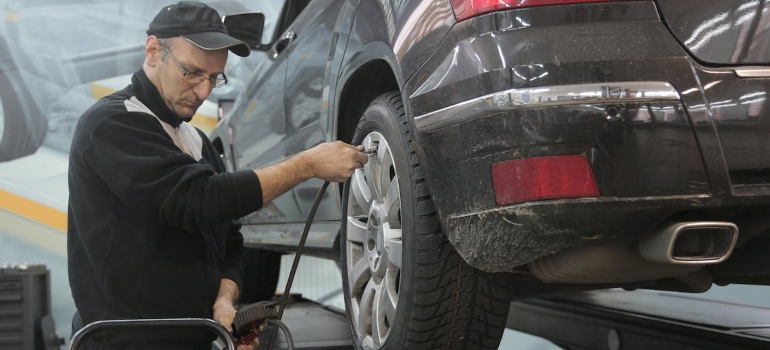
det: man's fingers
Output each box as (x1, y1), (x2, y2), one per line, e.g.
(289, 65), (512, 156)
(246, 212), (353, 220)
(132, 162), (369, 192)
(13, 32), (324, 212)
(354, 151), (368, 166)
(309, 141), (373, 182)
(335, 140), (361, 150)
(338, 141), (365, 152)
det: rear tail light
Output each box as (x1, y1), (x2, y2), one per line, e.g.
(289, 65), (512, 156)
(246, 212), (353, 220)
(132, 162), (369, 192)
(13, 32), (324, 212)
(491, 154), (600, 206)
(450, 0), (636, 21)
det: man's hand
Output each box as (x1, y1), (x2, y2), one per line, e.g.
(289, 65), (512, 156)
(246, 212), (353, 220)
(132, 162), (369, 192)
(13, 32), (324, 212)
(213, 301), (258, 349)
(213, 300), (237, 332)
(301, 141), (368, 183)
(214, 279), (258, 349)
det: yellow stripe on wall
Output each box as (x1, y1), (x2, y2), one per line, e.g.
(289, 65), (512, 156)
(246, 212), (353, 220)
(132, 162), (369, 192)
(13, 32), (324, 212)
(90, 83), (115, 102)
(0, 190), (67, 232)
(190, 113), (217, 132)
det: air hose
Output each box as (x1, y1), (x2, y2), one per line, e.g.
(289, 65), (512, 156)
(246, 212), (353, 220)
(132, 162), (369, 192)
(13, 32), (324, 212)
(269, 180), (330, 349)
(232, 180), (331, 350)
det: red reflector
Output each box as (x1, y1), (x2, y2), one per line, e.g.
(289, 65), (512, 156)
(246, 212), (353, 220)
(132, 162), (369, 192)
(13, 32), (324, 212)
(491, 155), (600, 206)
(450, 0), (631, 21)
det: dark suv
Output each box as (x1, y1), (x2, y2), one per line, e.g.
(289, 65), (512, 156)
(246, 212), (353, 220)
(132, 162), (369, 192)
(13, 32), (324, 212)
(212, 0), (770, 348)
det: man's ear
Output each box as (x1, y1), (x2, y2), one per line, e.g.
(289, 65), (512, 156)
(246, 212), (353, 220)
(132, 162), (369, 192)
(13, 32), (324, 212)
(145, 36), (162, 68)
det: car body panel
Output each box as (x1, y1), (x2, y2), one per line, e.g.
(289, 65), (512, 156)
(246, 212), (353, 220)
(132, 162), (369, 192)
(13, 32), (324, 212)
(284, 0), (359, 221)
(656, 0), (770, 65)
(656, 0), (770, 198)
(232, 42), (296, 224)
(226, 0), (360, 250)
(337, 0), (454, 111)
(689, 67), (770, 196)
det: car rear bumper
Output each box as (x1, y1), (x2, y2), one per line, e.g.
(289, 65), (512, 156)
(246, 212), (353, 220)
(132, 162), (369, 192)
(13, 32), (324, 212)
(414, 87), (770, 272)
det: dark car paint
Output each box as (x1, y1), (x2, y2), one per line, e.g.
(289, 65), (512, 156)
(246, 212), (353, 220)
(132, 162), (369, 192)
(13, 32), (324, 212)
(216, 0), (770, 282)
(226, 0), (358, 228)
(284, 0), (359, 220)
(691, 67), (770, 192)
(657, 0), (770, 65)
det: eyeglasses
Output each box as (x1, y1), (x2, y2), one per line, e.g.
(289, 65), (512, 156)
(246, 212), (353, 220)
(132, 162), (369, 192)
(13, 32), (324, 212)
(162, 46), (228, 88)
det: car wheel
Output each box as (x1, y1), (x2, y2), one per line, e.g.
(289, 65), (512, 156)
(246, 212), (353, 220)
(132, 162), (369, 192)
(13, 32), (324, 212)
(0, 69), (46, 162)
(341, 92), (511, 349)
(240, 248), (282, 303)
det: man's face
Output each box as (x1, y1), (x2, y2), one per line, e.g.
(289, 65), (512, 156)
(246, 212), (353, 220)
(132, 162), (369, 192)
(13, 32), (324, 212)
(156, 39), (228, 119)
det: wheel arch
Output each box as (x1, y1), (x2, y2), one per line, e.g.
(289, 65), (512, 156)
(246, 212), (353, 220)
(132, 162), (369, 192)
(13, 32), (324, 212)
(211, 136), (225, 156)
(335, 59), (400, 145)
(208, 123), (235, 172)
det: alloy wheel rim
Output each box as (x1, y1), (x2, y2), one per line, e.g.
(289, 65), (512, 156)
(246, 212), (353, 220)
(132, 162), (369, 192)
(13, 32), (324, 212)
(346, 131), (402, 349)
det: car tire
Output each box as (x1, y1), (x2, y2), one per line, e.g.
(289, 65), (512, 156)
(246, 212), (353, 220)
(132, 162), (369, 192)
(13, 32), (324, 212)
(240, 248), (282, 303)
(0, 67), (46, 162)
(341, 91), (511, 349)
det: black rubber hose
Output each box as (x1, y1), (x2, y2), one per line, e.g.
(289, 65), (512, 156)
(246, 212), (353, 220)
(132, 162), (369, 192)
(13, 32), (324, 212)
(265, 319), (294, 350)
(267, 181), (330, 350)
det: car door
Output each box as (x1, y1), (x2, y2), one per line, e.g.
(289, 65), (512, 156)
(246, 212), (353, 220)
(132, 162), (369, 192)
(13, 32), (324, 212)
(231, 1), (302, 225)
(282, 0), (359, 221)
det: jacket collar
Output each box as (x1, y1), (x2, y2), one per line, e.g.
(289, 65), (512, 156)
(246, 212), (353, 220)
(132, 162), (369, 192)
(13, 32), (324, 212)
(131, 69), (188, 127)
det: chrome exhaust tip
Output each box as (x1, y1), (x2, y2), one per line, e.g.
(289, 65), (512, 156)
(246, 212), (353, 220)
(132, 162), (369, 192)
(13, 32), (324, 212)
(639, 222), (738, 264)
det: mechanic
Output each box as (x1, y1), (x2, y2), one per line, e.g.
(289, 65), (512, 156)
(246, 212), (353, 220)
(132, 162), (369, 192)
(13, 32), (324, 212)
(66, 2), (368, 349)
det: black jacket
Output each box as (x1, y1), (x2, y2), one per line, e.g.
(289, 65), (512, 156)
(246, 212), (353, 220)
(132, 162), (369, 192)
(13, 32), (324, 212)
(67, 69), (263, 339)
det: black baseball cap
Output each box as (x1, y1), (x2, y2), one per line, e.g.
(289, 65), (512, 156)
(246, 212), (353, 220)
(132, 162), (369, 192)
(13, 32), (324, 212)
(147, 1), (250, 57)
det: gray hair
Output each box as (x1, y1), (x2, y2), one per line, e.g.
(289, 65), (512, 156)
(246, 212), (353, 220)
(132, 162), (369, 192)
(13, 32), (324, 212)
(157, 37), (175, 61)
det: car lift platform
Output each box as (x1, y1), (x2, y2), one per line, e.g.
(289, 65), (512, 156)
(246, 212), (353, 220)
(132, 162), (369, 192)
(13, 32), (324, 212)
(507, 289), (770, 350)
(68, 291), (769, 349)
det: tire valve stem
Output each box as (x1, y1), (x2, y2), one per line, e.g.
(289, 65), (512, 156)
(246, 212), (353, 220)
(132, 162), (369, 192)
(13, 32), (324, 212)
(364, 146), (377, 156)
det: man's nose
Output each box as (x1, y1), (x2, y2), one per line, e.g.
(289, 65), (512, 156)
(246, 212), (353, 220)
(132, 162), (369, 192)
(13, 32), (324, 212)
(192, 79), (215, 101)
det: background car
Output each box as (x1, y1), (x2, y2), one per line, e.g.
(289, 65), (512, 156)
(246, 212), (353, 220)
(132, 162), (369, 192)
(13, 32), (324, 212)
(216, 0), (770, 349)
(0, 0), (274, 162)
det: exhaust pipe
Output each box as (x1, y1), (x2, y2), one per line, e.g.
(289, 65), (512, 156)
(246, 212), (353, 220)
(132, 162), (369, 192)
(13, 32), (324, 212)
(639, 221), (738, 264)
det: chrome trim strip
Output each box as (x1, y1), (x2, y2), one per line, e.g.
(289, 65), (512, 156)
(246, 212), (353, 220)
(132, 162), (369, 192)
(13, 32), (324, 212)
(734, 67), (770, 78)
(413, 81), (681, 132)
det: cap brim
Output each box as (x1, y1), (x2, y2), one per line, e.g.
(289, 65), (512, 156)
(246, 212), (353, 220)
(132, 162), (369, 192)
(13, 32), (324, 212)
(181, 32), (251, 57)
